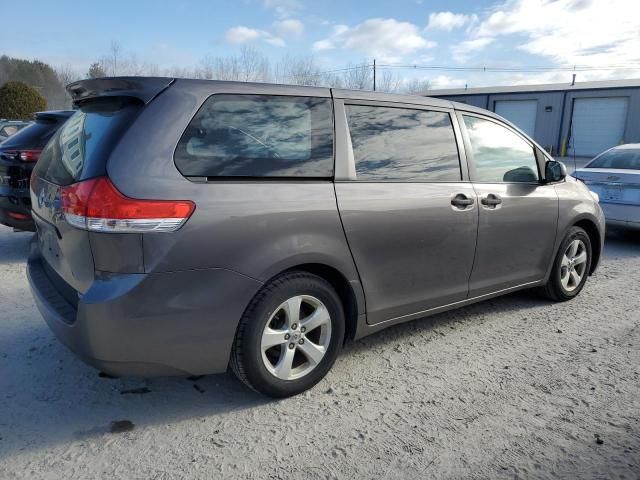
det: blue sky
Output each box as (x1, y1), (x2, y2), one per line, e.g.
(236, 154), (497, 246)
(3, 0), (640, 88)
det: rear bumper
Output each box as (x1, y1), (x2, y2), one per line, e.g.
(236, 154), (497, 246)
(600, 202), (640, 229)
(27, 239), (263, 376)
(0, 185), (35, 231)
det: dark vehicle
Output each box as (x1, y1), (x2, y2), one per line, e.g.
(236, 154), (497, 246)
(28, 78), (604, 397)
(0, 111), (74, 230)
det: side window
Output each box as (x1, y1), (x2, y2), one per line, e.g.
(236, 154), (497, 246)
(175, 95), (333, 178)
(345, 105), (461, 181)
(463, 115), (539, 183)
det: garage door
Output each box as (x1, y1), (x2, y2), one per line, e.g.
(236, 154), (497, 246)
(570, 97), (628, 157)
(494, 100), (537, 137)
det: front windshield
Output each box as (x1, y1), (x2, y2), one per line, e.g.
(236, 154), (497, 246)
(587, 148), (640, 170)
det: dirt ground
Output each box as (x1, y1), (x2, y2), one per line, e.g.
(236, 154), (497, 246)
(0, 225), (638, 480)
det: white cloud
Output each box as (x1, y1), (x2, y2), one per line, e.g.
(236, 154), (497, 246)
(263, 0), (301, 18)
(312, 39), (335, 52)
(226, 26), (261, 44)
(225, 26), (285, 47)
(312, 18), (436, 62)
(273, 19), (304, 36)
(430, 75), (467, 88)
(451, 37), (494, 63)
(427, 12), (477, 31)
(471, 0), (640, 79)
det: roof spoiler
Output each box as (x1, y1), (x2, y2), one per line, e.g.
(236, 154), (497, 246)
(66, 77), (175, 105)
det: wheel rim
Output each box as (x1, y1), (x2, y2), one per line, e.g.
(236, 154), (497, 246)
(261, 295), (332, 381)
(560, 239), (588, 292)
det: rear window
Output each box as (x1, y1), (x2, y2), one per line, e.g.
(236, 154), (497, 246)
(174, 94), (334, 178)
(587, 149), (640, 170)
(34, 98), (141, 186)
(0, 120), (59, 149)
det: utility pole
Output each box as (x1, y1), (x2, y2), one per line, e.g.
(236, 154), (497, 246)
(373, 59), (376, 91)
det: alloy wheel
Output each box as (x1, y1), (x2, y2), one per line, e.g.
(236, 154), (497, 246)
(560, 239), (588, 292)
(261, 295), (332, 381)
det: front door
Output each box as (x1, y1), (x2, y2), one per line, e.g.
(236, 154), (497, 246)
(459, 113), (558, 297)
(335, 102), (478, 324)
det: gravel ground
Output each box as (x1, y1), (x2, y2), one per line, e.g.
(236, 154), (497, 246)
(0, 225), (639, 480)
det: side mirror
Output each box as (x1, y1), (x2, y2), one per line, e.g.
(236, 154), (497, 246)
(545, 160), (567, 183)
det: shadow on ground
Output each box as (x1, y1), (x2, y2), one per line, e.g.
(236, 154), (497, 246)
(0, 228), (31, 265)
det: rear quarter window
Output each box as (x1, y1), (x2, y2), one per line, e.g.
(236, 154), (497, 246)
(587, 149), (640, 170)
(174, 94), (334, 178)
(34, 98), (141, 186)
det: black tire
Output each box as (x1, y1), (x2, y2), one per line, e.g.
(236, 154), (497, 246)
(230, 271), (345, 398)
(542, 226), (592, 302)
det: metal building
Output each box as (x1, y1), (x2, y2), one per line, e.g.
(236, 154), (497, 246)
(426, 79), (640, 157)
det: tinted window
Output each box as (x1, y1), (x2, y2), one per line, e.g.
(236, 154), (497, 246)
(346, 105), (461, 181)
(463, 115), (539, 183)
(34, 98), (141, 185)
(0, 121), (59, 149)
(175, 95), (333, 177)
(587, 149), (640, 170)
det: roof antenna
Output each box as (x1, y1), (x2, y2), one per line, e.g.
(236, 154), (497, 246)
(571, 73), (576, 86)
(465, 83), (468, 91)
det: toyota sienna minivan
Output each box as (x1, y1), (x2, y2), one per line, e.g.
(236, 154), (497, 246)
(27, 77), (604, 397)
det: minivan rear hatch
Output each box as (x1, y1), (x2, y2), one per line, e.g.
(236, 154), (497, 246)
(30, 96), (144, 293)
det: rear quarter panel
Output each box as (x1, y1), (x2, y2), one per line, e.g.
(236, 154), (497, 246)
(105, 80), (365, 311)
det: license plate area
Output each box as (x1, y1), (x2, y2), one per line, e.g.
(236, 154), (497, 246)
(33, 213), (62, 263)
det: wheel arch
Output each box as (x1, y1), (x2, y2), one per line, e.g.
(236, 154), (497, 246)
(573, 218), (602, 275)
(278, 263), (361, 342)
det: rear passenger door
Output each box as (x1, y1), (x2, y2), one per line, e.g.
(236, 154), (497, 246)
(458, 113), (558, 297)
(334, 100), (478, 325)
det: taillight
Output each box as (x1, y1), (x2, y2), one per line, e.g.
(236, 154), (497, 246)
(60, 177), (195, 233)
(19, 150), (41, 162)
(2, 150), (42, 162)
(8, 212), (31, 220)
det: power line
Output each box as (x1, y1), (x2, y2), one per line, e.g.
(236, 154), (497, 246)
(279, 60), (640, 84)
(376, 63), (640, 73)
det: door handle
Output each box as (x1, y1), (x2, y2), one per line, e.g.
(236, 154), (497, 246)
(451, 193), (475, 209)
(481, 194), (502, 208)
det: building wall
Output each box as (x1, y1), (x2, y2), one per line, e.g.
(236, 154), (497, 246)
(431, 86), (640, 156)
(560, 87), (640, 151)
(436, 94), (489, 109)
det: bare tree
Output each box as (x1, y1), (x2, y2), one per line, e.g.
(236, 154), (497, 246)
(197, 55), (215, 80)
(238, 46), (270, 82)
(164, 65), (193, 78)
(54, 65), (82, 108)
(87, 62), (107, 79)
(376, 70), (402, 93)
(196, 47), (270, 83)
(77, 44), (432, 95)
(104, 40), (122, 76)
(55, 65), (81, 87)
(275, 55), (324, 86)
(340, 62), (372, 90)
(400, 78), (432, 95)
(209, 56), (241, 81)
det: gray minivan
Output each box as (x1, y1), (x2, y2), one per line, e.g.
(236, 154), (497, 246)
(27, 77), (604, 397)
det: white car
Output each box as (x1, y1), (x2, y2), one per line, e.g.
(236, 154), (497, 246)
(573, 144), (640, 229)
